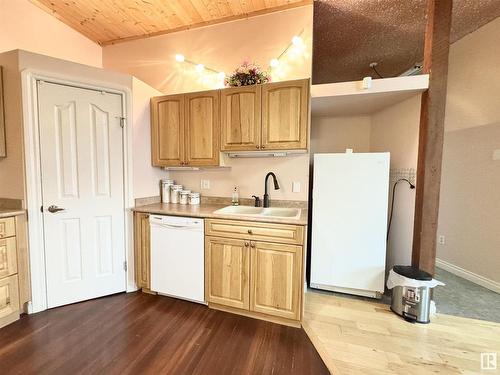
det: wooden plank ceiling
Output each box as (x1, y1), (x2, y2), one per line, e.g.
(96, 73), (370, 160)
(30, 0), (311, 46)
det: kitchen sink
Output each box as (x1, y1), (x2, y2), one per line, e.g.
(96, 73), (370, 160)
(213, 206), (301, 219)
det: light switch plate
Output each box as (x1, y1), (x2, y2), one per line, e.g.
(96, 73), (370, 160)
(438, 235), (445, 245)
(200, 179), (210, 189)
(292, 181), (301, 193)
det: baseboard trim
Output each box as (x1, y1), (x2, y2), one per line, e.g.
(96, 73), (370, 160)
(436, 258), (500, 294)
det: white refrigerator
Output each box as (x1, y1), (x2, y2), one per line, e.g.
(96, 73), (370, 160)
(310, 152), (390, 298)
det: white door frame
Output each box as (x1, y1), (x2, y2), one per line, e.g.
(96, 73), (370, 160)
(21, 69), (136, 314)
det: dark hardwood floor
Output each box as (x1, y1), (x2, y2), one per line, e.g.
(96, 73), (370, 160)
(0, 292), (329, 374)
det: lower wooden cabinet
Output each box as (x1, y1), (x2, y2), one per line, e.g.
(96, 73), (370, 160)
(134, 212), (151, 290)
(0, 273), (20, 328)
(205, 237), (249, 309)
(250, 241), (302, 320)
(0, 214), (30, 329)
(205, 219), (305, 325)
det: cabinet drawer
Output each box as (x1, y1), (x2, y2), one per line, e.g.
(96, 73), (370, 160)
(0, 237), (17, 279)
(0, 217), (16, 239)
(0, 274), (20, 327)
(205, 219), (304, 245)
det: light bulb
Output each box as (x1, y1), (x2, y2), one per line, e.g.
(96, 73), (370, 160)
(217, 72), (225, 80)
(175, 54), (185, 62)
(195, 64), (205, 72)
(270, 58), (280, 68)
(292, 36), (303, 46)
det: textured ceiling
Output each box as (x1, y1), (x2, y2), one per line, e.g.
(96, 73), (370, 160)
(313, 0), (500, 84)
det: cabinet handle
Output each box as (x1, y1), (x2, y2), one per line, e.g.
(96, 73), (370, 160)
(244, 241), (249, 247)
(247, 229), (253, 235)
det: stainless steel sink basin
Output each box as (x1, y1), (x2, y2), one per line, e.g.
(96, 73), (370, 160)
(213, 206), (301, 219)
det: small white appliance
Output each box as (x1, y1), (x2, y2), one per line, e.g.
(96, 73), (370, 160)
(150, 215), (205, 304)
(310, 152), (390, 298)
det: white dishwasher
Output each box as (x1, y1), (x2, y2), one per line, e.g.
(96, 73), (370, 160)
(150, 215), (205, 304)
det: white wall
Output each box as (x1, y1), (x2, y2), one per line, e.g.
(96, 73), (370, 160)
(371, 95), (421, 271)
(311, 116), (371, 153)
(103, 6), (313, 201)
(102, 6), (312, 94)
(132, 77), (168, 198)
(0, 0), (101, 67)
(437, 17), (500, 285)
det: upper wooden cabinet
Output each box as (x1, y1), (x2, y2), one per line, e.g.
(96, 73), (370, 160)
(184, 91), (220, 166)
(151, 79), (309, 164)
(220, 79), (309, 151)
(151, 94), (184, 166)
(220, 85), (261, 151)
(261, 79), (309, 150)
(151, 90), (219, 167)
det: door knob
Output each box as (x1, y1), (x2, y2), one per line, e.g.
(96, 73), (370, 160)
(47, 205), (65, 213)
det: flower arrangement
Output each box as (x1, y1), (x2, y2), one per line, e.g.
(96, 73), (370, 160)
(225, 61), (271, 87)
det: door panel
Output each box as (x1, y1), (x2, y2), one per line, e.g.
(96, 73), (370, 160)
(261, 79), (309, 150)
(205, 236), (249, 309)
(220, 86), (261, 151)
(37, 82), (126, 308)
(250, 241), (302, 320)
(151, 95), (185, 166)
(185, 91), (220, 166)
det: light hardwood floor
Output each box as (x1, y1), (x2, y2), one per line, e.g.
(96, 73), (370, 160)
(303, 290), (500, 374)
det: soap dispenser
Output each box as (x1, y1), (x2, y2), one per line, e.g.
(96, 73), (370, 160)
(231, 186), (239, 206)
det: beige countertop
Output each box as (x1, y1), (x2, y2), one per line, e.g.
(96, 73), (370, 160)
(132, 203), (308, 225)
(0, 209), (25, 219)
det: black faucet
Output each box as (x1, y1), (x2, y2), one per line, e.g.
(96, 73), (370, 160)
(263, 172), (280, 208)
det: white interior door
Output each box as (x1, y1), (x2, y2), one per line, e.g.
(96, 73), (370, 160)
(37, 81), (126, 308)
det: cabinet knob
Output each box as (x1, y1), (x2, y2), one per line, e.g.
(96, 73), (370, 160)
(256, 145), (260, 149)
(244, 241), (249, 247)
(261, 145), (265, 149)
(250, 242), (255, 248)
(247, 229), (253, 235)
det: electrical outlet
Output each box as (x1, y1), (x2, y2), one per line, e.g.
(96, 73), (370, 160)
(292, 181), (301, 193)
(200, 179), (210, 189)
(438, 235), (445, 245)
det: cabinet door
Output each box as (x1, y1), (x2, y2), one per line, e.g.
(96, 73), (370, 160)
(185, 90), (220, 166)
(220, 86), (261, 151)
(0, 237), (17, 279)
(151, 95), (185, 166)
(261, 79), (309, 150)
(250, 241), (302, 320)
(205, 236), (249, 309)
(134, 212), (150, 289)
(0, 275), (19, 328)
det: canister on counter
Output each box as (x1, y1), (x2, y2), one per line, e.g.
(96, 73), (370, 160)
(179, 190), (191, 205)
(189, 192), (200, 205)
(161, 179), (174, 203)
(170, 185), (183, 204)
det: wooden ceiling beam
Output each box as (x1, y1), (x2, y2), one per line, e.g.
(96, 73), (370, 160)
(412, 0), (453, 275)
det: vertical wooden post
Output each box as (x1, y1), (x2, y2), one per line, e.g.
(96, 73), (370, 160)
(412, 0), (453, 275)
